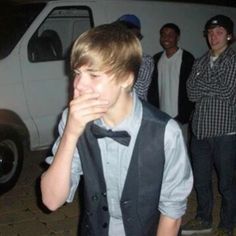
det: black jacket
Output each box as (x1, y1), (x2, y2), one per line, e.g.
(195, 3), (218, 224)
(148, 50), (195, 124)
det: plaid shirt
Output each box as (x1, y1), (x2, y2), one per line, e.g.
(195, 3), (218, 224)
(134, 53), (154, 101)
(187, 47), (236, 139)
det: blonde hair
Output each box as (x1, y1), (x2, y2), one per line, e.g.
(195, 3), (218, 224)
(70, 23), (142, 84)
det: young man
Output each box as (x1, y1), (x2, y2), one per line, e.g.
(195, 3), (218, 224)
(182, 15), (236, 236)
(148, 23), (194, 143)
(117, 14), (154, 101)
(40, 23), (193, 236)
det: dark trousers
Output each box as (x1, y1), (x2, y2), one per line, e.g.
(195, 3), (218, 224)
(190, 134), (236, 230)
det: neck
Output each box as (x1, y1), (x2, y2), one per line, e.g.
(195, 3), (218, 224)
(211, 45), (228, 57)
(165, 47), (179, 58)
(102, 92), (133, 127)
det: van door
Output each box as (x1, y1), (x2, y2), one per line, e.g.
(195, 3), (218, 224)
(20, 6), (94, 148)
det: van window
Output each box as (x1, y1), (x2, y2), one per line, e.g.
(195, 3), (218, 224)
(28, 6), (94, 62)
(0, 3), (45, 59)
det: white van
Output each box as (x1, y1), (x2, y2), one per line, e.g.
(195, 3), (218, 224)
(0, 0), (235, 193)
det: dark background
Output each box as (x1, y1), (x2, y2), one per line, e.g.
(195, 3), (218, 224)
(159, 0), (236, 7)
(7, 0), (236, 7)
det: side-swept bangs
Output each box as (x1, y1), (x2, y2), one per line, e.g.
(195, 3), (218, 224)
(71, 23), (142, 82)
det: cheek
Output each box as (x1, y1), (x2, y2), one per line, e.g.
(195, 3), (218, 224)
(97, 83), (120, 102)
(169, 39), (176, 44)
(93, 82), (106, 94)
(220, 37), (228, 45)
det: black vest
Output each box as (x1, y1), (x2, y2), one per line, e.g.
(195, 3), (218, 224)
(77, 102), (170, 236)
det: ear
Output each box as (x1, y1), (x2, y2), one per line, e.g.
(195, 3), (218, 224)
(177, 35), (180, 42)
(121, 73), (135, 90)
(227, 36), (231, 41)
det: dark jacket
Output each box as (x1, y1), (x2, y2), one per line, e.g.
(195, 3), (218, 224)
(148, 49), (195, 124)
(77, 102), (170, 236)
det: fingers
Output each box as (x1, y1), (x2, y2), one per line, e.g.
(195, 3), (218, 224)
(70, 98), (108, 123)
(70, 91), (108, 117)
(66, 90), (109, 138)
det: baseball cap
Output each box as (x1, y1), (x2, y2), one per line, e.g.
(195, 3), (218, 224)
(205, 15), (234, 35)
(117, 14), (141, 29)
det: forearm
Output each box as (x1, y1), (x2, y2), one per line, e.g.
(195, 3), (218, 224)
(187, 76), (203, 102)
(188, 63), (236, 101)
(156, 214), (181, 236)
(186, 61), (216, 102)
(41, 130), (78, 211)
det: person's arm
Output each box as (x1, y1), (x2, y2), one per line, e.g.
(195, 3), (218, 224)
(134, 54), (154, 100)
(188, 52), (236, 102)
(187, 53), (215, 102)
(157, 119), (193, 234)
(41, 122), (80, 211)
(186, 59), (203, 102)
(197, 54), (236, 101)
(156, 214), (181, 236)
(41, 89), (109, 211)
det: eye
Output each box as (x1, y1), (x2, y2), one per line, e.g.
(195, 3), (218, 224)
(90, 73), (101, 79)
(207, 30), (213, 35)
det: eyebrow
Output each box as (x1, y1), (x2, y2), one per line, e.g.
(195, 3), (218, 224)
(74, 67), (102, 74)
(87, 68), (100, 73)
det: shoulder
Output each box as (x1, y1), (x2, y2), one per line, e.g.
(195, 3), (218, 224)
(193, 51), (209, 66)
(153, 51), (163, 62)
(143, 53), (153, 60)
(142, 53), (154, 65)
(182, 49), (195, 60)
(59, 108), (68, 126)
(222, 48), (236, 69)
(226, 47), (236, 60)
(55, 108), (69, 136)
(61, 108), (68, 119)
(142, 101), (170, 124)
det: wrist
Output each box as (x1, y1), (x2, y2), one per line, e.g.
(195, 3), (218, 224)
(63, 128), (81, 144)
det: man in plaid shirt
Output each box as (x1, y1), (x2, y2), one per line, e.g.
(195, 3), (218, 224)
(182, 15), (236, 236)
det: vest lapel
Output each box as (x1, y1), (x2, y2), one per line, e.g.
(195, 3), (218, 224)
(78, 123), (106, 191)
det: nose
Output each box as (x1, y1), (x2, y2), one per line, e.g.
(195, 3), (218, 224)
(73, 74), (89, 92)
(208, 32), (216, 40)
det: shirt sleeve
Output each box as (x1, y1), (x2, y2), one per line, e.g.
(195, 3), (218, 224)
(45, 108), (83, 203)
(134, 54), (154, 101)
(158, 119), (193, 219)
(186, 60), (204, 102)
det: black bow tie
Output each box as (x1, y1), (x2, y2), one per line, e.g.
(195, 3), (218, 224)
(91, 124), (131, 146)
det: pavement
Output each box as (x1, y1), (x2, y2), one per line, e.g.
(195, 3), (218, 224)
(0, 149), (79, 236)
(0, 149), (234, 236)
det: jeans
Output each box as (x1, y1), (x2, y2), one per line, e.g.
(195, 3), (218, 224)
(190, 134), (236, 230)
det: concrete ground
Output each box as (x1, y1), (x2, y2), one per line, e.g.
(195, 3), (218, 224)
(0, 149), (79, 236)
(0, 149), (233, 236)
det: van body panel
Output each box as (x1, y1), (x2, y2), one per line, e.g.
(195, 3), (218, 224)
(0, 0), (236, 150)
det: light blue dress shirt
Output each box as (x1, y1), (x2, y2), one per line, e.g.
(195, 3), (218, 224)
(46, 92), (193, 236)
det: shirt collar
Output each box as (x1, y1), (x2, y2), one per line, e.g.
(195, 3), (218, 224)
(95, 92), (142, 136)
